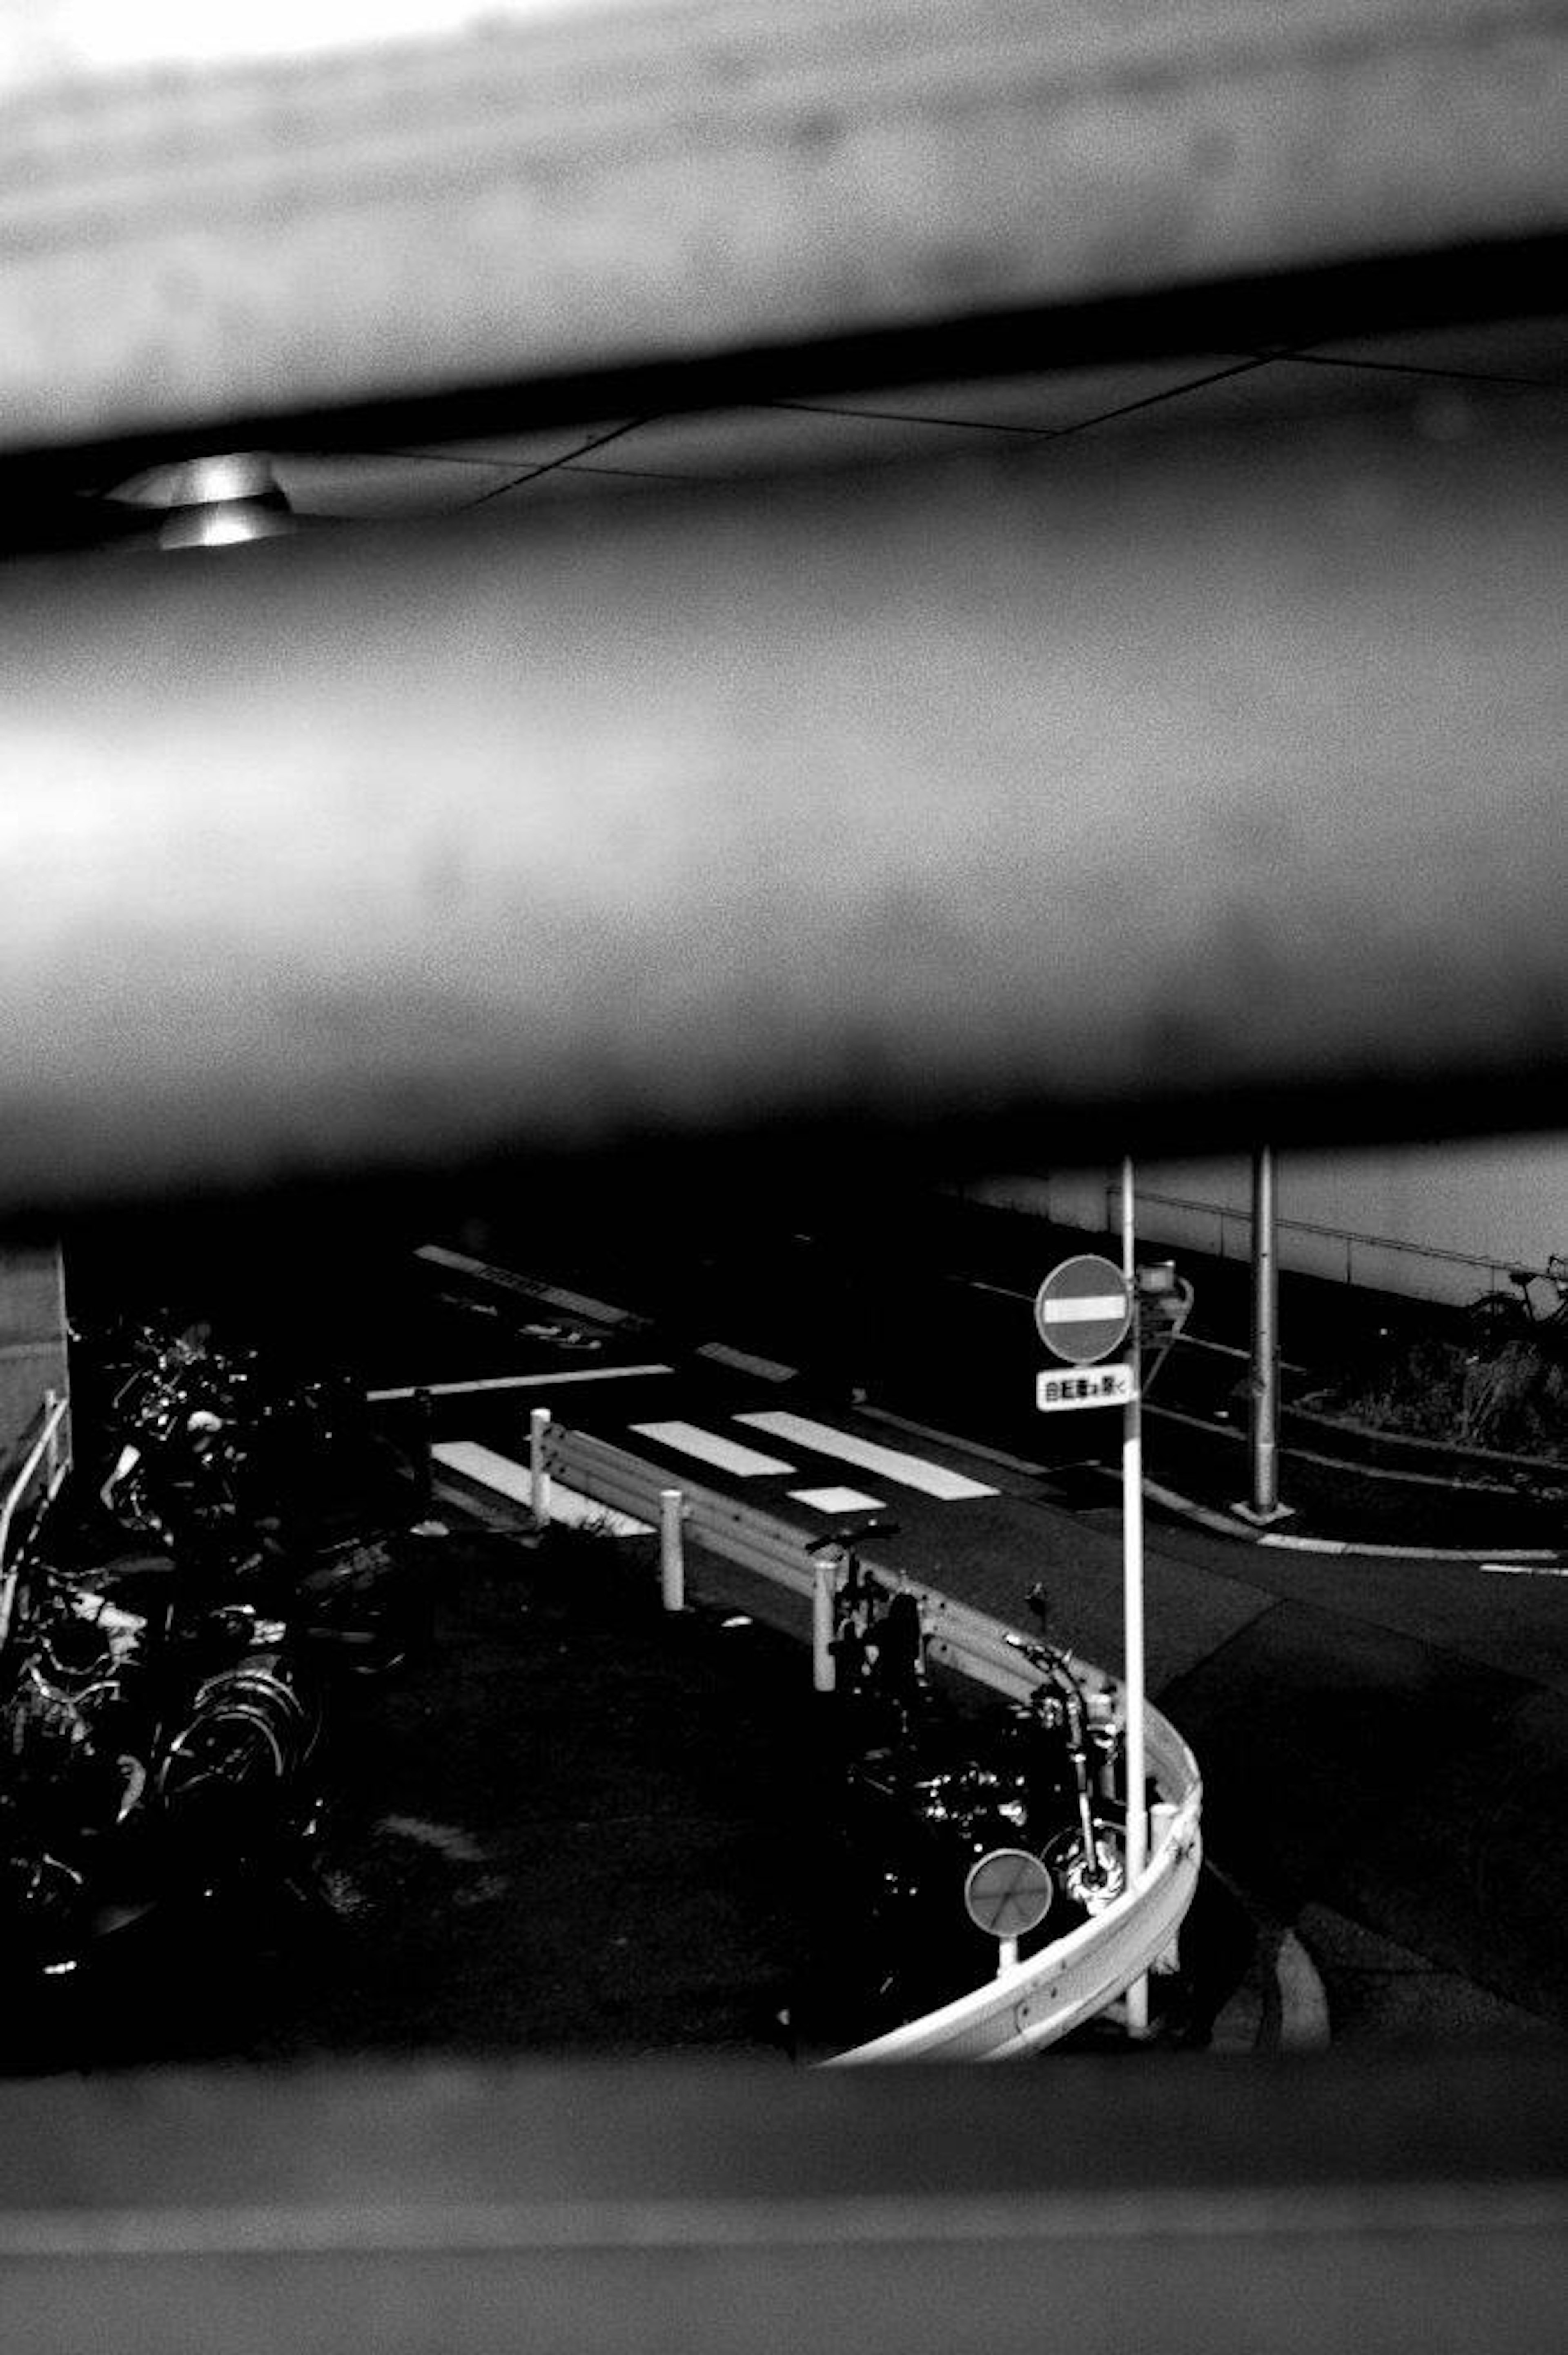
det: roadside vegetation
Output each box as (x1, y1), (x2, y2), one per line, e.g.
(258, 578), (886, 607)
(1304, 1334), (1568, 1463)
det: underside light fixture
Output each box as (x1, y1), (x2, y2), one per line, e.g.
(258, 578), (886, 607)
(107, 452), (297, 549)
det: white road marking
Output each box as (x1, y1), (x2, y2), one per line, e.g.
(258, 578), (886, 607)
(367, 1366), (670, 1401)
(1481, 1561), (1568, 1578)
(860, 1404), (1046, 1477)
(630, 1421), (795, 1476)
(788, 1486), (886, 1514)
(376, 1814), (487, 1864)
(736, 1411), (998, 1501)
(1039, 1293), (1127, 1323)
(432, 1440), (652, 1534)
(414, 1244), (636, 1328)
(696, 1341), (798, 1381)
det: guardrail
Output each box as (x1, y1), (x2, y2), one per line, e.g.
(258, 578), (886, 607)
(543, 1420), (1203, 2061)
(1112, 1185), (1554, 1306)
(0, 1387), (72, 1653)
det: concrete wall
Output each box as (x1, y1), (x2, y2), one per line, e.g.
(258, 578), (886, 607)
(965, 1135), (1568, 1307)
(0, 1240), (68, 1479)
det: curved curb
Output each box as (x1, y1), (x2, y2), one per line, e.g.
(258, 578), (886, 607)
(1128, 1470), (1566, 1565)
(1204, 1865), (1332, 2054)
(1273, 1929), (1333, 2050)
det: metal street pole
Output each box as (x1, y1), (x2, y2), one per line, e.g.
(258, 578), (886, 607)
(1244, 1146), (1289, 1523)
(1120, 1157), (1149, 2038)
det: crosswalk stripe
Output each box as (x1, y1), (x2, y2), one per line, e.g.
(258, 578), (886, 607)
(735, 1411), (998, 1501)
(789, 1486), (886, 1513)
(432, 1440), (652, 1534)
(630, 1421), (795, 1477)
(695, 1341), (798, 1382)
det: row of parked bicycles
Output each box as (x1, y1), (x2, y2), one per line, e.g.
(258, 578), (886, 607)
(0, 1313), (434, 1989)
(816, 1523), (1135, 2027)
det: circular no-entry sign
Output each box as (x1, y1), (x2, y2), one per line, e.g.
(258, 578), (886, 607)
(1033, 1254), (1132, 1365)
(964, 1847), (1054, 1940)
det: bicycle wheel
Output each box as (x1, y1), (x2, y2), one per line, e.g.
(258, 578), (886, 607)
(1466, 1291), (1527, 1346)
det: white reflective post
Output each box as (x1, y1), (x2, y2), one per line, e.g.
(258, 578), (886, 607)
(812, 1550), (840, 1693)
(996, 1936), (1018, 1978)
(42, 1388), (60, 1489)
(528, 1405), (552, 1532)
(659, 1488), (685, 1612)
(1120, 1158), (1150, 2038)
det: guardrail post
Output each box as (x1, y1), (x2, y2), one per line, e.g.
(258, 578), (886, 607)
(528, 1406), (552, 1532)
(411, 1386), (433, 1517)
(812, 1550), (839, 1693)
(1148, 1800), (1182, 1974)
(659, 1488), (685, 1612)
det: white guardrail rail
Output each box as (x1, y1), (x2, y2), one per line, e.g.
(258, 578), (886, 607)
(546, 1422), (1203, 2062)
(0, 1387), (72, 1653)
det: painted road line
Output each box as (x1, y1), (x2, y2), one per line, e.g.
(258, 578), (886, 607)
(696, 1341), (799, 1381)
(414, 1245), (639, 1329)
(630, 1421), (795, 1477)
(1482, 1562), (1568, 1578)
(432, 1440), (652, 1535)
(860, 1404), (1047, 1479)
(368, 1366), (671, 1401)
(789, 1486), (886, 1514)
(736, 1411), (998, 1501)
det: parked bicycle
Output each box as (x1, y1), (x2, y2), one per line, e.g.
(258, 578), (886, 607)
(1465, 1254), (1568, 1349)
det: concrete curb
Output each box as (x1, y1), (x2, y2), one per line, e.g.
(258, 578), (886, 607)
(867, 1401), (1566, 1565)
(1147, 1397), (1568, 1495)
(1204, 1865), (1332, 2054)
(1119, 1467), (1566, 1563)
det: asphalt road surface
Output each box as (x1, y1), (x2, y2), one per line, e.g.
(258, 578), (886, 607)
(376, 1221), (1568, 2047)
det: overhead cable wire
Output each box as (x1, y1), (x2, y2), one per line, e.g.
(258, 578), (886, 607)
(1253, 349), (1558, 388)
(460, 415), (659, 506)
(760, 354), (1280, 441)
(377, 447), (738, 486)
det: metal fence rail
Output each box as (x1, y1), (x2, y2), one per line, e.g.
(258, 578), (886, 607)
(547, 1421), (1202, 2061)
(1120, 1186), (1558, 1301)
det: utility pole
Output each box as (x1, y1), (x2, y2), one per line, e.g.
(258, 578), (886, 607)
(1119, 1158), (1149, 2036)
(1236, 1145), (1291, 1524)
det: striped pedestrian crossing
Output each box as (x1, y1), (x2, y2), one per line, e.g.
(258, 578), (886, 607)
(629, 1421), (795, 1477)
(734, 1410), (998, 1501)
(432, 1440), (652, 1534)
(788, 1485), (886, 1513)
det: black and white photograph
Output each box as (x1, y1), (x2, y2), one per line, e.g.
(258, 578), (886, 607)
(0, 2), (1564, 2348)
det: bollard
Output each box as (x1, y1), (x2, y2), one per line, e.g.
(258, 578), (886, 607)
(411, 1387), (434, 1517)
(528, 1405), (552, 1531)
(1149, 1800), (1183, 1974)
(659, 1488), (685, 1612)
(811, 1550), (839, 1693)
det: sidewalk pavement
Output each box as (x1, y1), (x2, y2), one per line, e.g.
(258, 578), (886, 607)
(914, 1195), (1568, 1562)
(1136, 1409), (1568, 1559)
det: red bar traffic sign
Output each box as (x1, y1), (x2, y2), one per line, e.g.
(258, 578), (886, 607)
(1033, 1253), (1133, 1364)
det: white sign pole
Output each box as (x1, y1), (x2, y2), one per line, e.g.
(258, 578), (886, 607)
(1120, 1157), (1150, 2038)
